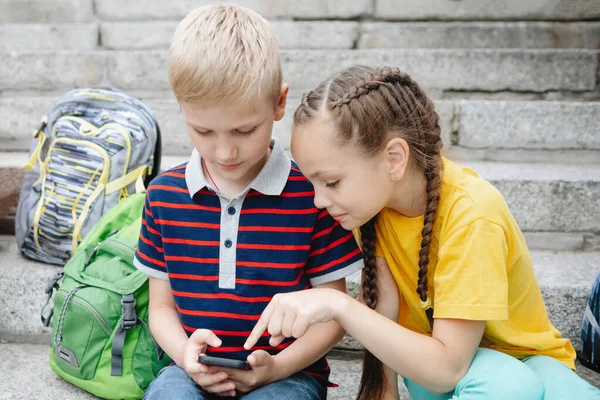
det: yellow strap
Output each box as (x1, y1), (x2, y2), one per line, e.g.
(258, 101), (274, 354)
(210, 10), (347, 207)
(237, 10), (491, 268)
(23, 132), (46, 172)
(71, 164), (102, 224)
(23, 116), (48, 172)
(105, 165), (147, 195)
(135, 170), (146, 193)
(72, 183), (105, 254)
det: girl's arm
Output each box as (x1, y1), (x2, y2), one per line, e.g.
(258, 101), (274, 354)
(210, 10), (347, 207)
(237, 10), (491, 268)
(336, 294), (485, 394)
(246, 286), (485, 395)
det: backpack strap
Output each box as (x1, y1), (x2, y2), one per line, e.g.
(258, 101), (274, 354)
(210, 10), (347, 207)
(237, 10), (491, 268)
(111, 293), (138, 376)
(40, 270), (65, 327)
(585, 304), (600, 334)
(23, 117), (48, 172)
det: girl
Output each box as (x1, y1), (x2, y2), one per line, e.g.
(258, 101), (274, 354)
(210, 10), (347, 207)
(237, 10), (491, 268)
(243, 66), (600, 399)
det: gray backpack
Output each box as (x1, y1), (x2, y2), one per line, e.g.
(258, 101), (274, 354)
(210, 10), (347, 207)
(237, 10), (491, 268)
(16, 87), (161, 265)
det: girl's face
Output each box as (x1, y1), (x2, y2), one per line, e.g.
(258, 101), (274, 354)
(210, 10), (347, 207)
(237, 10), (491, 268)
(291, 115), (394, 231)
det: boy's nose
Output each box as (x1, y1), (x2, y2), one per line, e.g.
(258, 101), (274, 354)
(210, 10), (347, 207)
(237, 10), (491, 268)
(216, 142), (237, 162)
(313, 190), (332, 209)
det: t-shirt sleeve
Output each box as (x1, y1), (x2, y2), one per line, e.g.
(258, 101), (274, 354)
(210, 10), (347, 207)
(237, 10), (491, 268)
(134, 193), (168, 280)
(305, 211), (364, 286)
(433, 218), (509, 321)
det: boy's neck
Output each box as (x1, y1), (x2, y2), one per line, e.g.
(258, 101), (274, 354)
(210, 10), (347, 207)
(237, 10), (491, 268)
(205, 147), (272, 199)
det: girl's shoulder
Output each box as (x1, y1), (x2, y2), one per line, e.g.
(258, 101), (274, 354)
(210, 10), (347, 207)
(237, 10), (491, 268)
(440, 159), (514, 233)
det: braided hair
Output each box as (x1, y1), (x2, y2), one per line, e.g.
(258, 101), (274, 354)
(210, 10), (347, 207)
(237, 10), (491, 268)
(293, 66), (443, 400)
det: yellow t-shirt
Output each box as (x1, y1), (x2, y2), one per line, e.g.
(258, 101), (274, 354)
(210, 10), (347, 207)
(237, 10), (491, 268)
(374, 158), (576, 369)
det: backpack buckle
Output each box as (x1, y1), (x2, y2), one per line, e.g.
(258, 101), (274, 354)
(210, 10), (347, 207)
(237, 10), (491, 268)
(120, 294), (137, 330)
(44, 270), (64, 294)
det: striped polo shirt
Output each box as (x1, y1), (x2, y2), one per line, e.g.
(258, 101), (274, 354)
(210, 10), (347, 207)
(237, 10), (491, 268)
(134, 138), (363, 382)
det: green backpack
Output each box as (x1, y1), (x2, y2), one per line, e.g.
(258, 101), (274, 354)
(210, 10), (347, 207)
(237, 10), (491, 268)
(41, 192), (171, 399)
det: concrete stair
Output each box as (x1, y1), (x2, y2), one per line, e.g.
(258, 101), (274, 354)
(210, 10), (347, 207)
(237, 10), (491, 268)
(1, 49), (597, 96)
(2, 152), (598, 252)
(1, 233), (599, 350)
(0, 344), (412, 400)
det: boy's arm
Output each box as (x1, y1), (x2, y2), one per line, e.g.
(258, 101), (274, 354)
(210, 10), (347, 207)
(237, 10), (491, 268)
(148, 277), (189, 367)
(268, 278), (347, 381)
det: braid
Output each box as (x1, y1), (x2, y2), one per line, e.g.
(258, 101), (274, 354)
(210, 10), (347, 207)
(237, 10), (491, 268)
(360, 217), (378, 310)
(357, 216), (385, 400)
(331, 67), (410, 109)
(416, 149), (442, 327)
(294, 91), (315, 124)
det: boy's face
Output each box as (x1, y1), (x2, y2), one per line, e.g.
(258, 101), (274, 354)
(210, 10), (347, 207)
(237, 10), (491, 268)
(180, 85), (288, 186)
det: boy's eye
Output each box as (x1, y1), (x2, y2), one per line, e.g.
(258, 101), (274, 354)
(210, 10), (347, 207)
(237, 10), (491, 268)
(325, 180), (340, 188)
(235, 127), (257, 135)
(194, 129), (212, 136)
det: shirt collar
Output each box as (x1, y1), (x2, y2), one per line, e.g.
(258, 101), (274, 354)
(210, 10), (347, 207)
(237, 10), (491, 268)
(185, 137), (291, 199)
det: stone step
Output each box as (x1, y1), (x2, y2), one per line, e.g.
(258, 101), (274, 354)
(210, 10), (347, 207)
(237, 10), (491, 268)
(1, 343), (599, 399)
(340, 250), (600, 352)
(4, 0), (600, 23)
(0, 344), (412, 400)
(2, 152), (599, 235)
(0, 96), (455, 156)
(358, 21), (600, 49)
(0, 24), (99, 50)
(1, 0), (94, 23)
(1, 234), (598, 351)
(100, 21), (600, 50)
(0, 49), (596, 95)
(374, 0), (600, 21)
(2, 97), (599, 163)
(5, 21), (595, 51)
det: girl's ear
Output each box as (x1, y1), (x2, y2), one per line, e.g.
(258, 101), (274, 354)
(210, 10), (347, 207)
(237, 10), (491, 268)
(274, 83), (290, 122)
(385, 137), (410, 181)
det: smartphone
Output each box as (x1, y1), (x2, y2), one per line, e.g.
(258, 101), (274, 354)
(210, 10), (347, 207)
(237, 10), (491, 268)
(198, 355), (251, 370)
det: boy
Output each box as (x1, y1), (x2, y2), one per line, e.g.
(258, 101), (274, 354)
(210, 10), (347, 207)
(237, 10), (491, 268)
(134, 5), (363, 399)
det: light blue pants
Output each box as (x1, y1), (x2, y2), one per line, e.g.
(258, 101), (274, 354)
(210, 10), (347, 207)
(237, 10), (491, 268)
(405, 348), (600, 400)
(143, 364), (327, 400)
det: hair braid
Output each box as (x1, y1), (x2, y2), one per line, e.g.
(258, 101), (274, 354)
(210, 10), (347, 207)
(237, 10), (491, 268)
(417, 149), (442, 326)
(357, 217), (385, 400)
(331, 67), (410, 109)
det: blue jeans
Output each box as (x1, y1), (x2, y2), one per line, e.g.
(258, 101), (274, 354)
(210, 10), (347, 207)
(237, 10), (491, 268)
(405, 348), (600, 400)
(144, 365), (327, 400)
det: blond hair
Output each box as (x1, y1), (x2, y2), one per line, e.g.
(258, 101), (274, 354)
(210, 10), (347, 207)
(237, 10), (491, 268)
(168, 4), (282, 105)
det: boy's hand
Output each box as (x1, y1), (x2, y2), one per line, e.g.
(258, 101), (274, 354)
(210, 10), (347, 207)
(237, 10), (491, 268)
(207, 350), (278, 393)
(182, 329), (237, 397)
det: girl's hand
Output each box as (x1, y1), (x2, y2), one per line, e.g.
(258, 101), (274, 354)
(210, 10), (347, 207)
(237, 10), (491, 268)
(207, 350), (278, 393)
(244, 288), (345, 349)
(182, 329), (237, 397)
(372, 257), (400, 321)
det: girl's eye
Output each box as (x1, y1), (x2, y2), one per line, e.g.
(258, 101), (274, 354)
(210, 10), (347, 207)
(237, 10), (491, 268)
(194, 129), (212, 136)
(326, 180), (340, 188)
(235, 127), (257, 135)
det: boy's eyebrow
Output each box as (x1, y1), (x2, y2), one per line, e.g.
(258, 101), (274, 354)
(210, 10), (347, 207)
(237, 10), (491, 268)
(190, 118), (265, 132)
(309, 170), (324, 179)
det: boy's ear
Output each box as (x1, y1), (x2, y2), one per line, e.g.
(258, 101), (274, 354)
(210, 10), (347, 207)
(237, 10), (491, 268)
(274, 83), (289, 122)
(385, 138), (410, 181)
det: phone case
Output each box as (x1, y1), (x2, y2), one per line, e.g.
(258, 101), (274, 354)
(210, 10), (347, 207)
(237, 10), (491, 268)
(198, 355), (251, 370)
